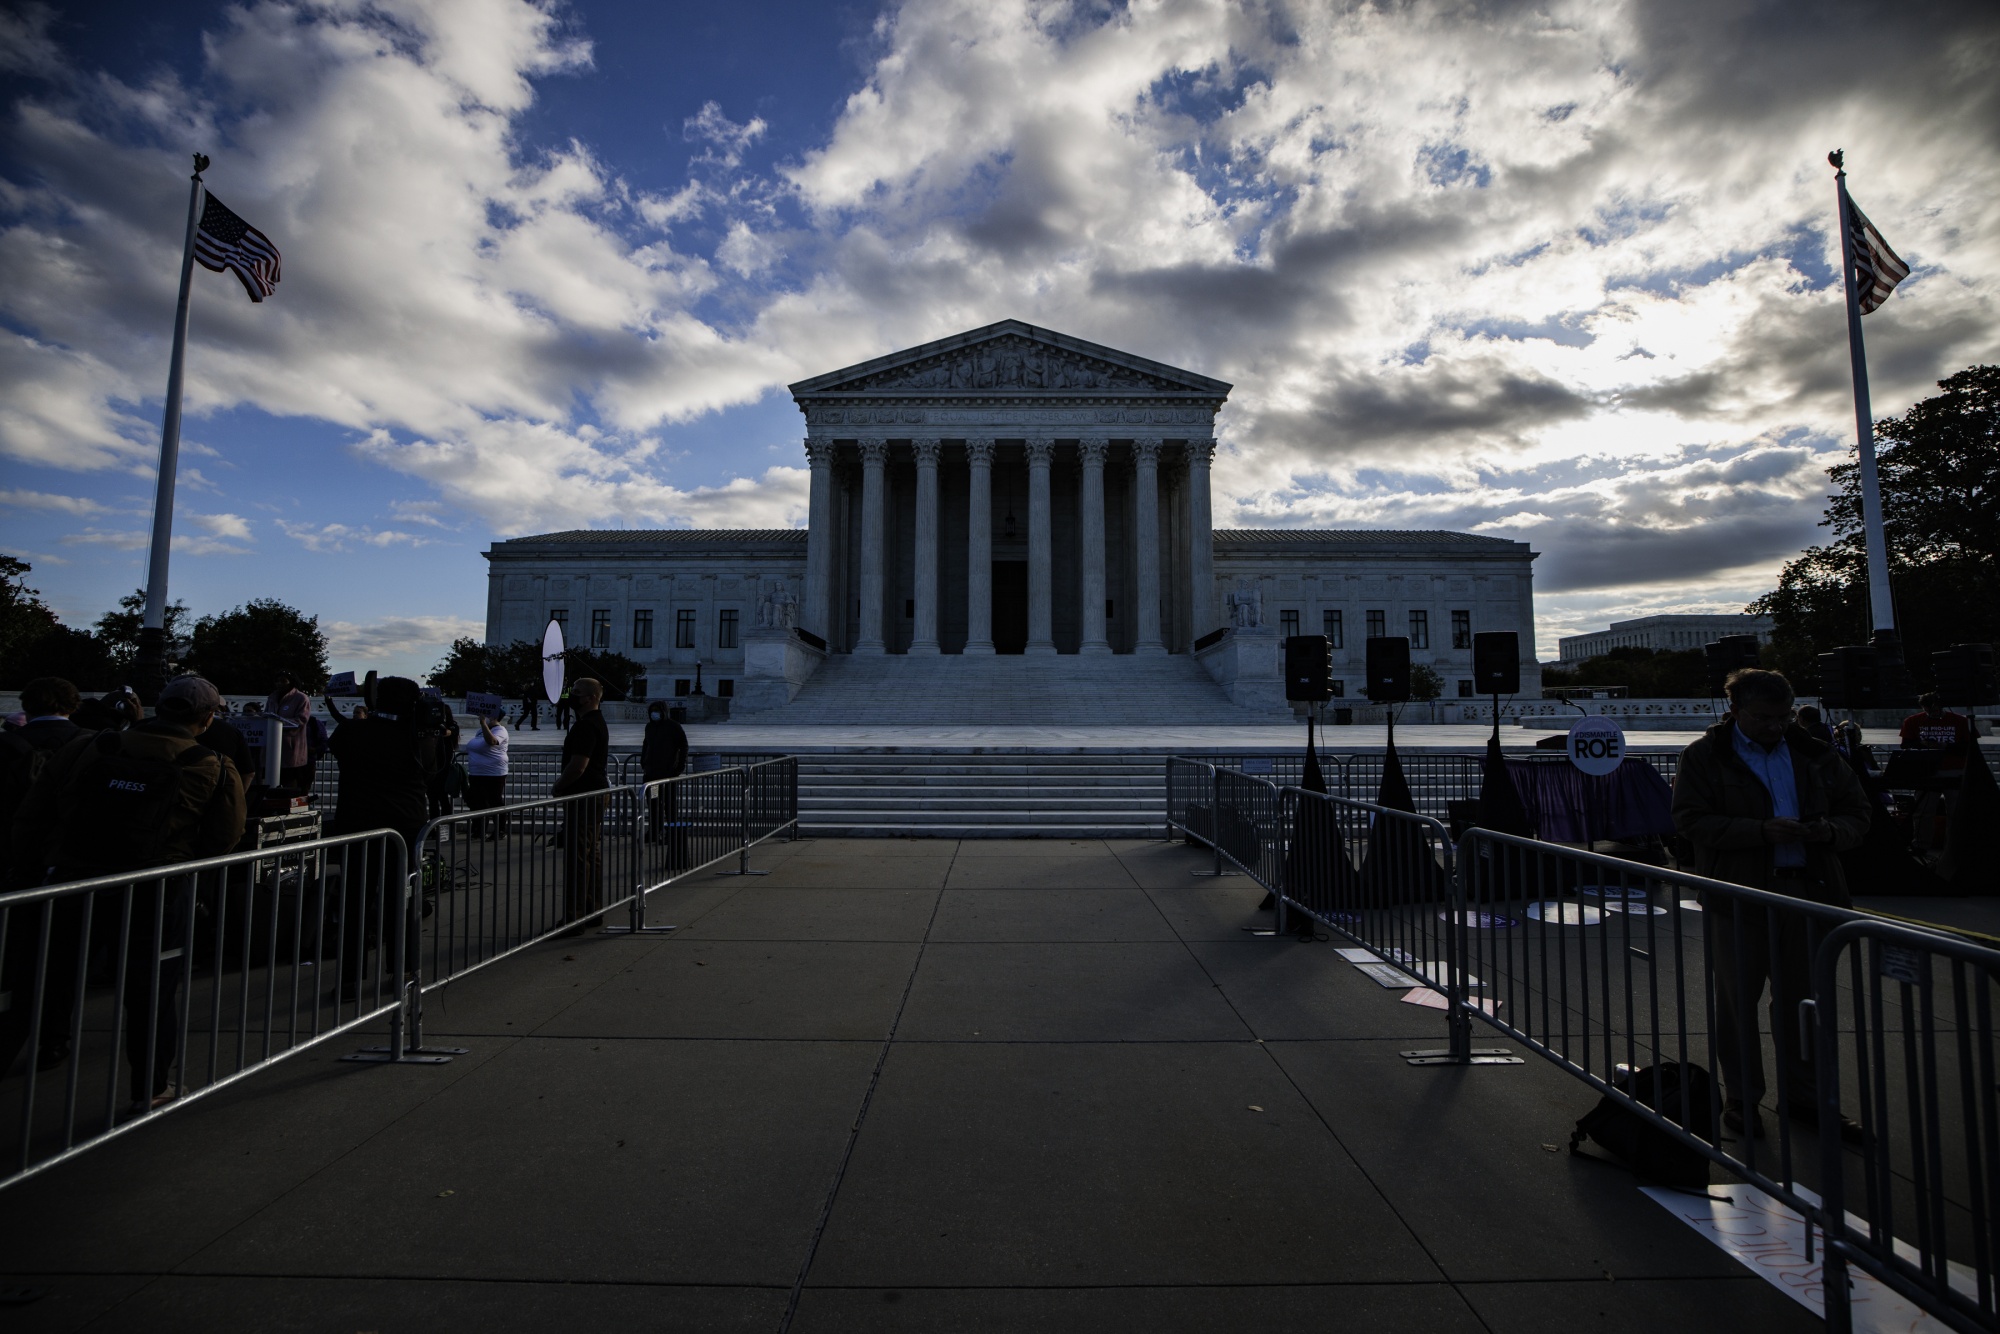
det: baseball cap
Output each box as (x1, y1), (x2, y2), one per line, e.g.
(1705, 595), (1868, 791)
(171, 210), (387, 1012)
(157, 675), (224, 718)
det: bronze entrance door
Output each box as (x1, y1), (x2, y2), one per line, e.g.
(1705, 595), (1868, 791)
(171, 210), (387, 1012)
(991, 561), (1028, 654)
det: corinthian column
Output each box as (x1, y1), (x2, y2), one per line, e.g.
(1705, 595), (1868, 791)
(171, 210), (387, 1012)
(911, 438), (941, 654)
(856, 438), (888, 654)
(1131, 438), (1165, 655)
(963, 438), (995, 654)
(1077, 438), (1110, 655)
(802, 439), (835, 642)
(1025, 437), (1056, 655)
(1186, 437), (1217, 641)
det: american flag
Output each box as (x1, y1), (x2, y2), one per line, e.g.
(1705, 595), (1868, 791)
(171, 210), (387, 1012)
(194, 192), (281, 302)
(1845, 192), (1909, 315)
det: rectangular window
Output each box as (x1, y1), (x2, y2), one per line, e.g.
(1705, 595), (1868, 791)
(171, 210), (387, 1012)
(590, 609), (611, 649)
(1366, 609), (1386, 639)
(1330, 680), (1345, 698)
(1105, 600), (1114, 620)
(1452, 610), (1472, 650)
(675, 609), (696, 648)
(550, 608), (568, 635)
(1323, 609), (1343, 648)
(1458, 679), (1475, 698)
(718, 679), (734, 698)
(632, 609), (654, 649)
(718, 608), (739, 649)
(1409, 610), (1429, 649)
(1280, 609), (1300, 637)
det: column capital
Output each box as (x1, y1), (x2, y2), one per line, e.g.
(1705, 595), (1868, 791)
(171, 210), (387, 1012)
(1184, 437), (1217, 468)
(1132, 437), (1163, 462)
(964, 437), (995, 465)
(1024, 438), (1055, 466)
(858, 438), (889, 465)
(911, 438), (941, 465)
(804, 439), (837, 469)
(1077, 438), (1109, 465)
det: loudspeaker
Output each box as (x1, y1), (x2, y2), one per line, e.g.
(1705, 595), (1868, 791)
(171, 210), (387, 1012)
(1284, 635), (1334, 702)
(1932, 643), (1998, 706)
(1366, 636), (1411, 703)
(1704, 635), (1762, 697)
(1816, 646), (1878, 709)
(1471, 632), (1520, 694)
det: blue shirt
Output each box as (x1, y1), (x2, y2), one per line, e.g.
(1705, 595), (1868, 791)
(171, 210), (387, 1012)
(1733, 725), (1805, 867)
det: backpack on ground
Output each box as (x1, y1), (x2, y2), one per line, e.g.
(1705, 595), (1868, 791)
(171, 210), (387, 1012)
(54, 730), (224, 874)
(1570, 1061), (1718, 1189)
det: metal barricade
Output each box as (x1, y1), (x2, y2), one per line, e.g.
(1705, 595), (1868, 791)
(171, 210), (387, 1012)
(1813, 919), (2000, 1334)
(406, 759), (801, 1047)
(0, 830), (411, 1190)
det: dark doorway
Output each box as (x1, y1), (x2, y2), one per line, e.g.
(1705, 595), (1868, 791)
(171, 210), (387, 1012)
(992, 561), (1028, 654)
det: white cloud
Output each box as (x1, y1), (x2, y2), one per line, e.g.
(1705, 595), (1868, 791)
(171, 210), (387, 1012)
(2, 0), (1996, 620)
(324, 613), (487, 661)
(0, 487), (106, 515)
(276, 520), (429, 553)
(189, 511), (253, 541)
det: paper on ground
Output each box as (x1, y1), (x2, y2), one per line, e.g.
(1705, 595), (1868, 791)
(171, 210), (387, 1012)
(1353, 962), (1425, 989)
(1400, 988), (1501, 1015)
(1641, 1181), (1973, 1332)
(1335, 948), (1380, 964)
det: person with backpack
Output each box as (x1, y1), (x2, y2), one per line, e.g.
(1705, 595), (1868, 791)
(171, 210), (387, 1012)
(1671, 668), (1870, 1142)
(640, 698), (688, 850)
(325, 676), (429, 1002)
(0, 678), (87, 1076)
(552, 678), (608, 935)
(7, 675), (244, 1111)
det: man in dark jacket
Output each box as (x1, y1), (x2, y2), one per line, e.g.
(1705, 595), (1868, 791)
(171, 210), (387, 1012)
(640, 698), (688, 851)
(7, 675), (244, 1109)
(325, 676), (429, 1001)
(554, 678), (609, 935)
(1672, 668), (1871, 1139)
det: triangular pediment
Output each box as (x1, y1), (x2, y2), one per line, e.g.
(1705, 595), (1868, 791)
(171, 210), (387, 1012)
(789, 320), (1231, 398)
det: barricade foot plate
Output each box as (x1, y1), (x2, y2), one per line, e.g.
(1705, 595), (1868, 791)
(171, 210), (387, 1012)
(601, 924), (678, 934)
(717, 868), (771, 877)
(1402, 1047), (1523, 1067)
(344, 1045), (462, 1064)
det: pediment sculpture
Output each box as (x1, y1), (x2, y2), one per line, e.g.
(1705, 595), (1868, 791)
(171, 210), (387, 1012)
(845, 337), (1164, 393)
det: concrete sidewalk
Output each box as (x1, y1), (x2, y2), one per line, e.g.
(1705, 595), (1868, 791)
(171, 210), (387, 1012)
(0, 838), (1819, 1333)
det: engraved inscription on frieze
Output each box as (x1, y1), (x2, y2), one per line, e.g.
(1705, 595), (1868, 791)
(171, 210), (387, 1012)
(841, 336), (1172, 393)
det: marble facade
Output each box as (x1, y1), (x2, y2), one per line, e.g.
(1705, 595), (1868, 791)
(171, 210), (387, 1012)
(481, 321), (1543, 704)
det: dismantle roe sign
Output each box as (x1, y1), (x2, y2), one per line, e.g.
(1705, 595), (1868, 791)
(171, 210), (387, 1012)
(541, 618), (566, 708)
(1568, 715), (1626, 776)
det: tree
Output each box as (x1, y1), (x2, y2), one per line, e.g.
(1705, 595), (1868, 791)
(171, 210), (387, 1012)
(0, 556), (60, 681)
(17, 625), (117, 691)
(1539, 646), (1712, 698)
(428, 638), (545, 697)
(561, 647), (643, 702)
(1749, 364), (2000, 683)
(182, 599), (329, 694)
(95, 589), (190, 679)
(1409, 662), (1445, 701)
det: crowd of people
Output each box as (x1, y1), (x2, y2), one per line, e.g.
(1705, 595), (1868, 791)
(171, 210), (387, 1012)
(0, 665), (700, 1117)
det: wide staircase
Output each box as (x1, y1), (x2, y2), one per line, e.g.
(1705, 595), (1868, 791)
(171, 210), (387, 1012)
(741, 651), (1281, 725)
(795, 749), (1170, 838)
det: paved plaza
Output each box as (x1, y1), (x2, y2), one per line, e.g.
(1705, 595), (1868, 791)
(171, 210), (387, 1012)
(3, 837), (1844, 1332)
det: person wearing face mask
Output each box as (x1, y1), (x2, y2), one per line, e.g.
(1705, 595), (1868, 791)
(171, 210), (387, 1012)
(1671, 668), (1871, 1142)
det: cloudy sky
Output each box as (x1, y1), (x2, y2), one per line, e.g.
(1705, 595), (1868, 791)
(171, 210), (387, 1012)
(2, 0), (1996, 678)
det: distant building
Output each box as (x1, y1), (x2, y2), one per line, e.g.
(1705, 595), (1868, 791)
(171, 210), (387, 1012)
(1558, 614), (1773, 662)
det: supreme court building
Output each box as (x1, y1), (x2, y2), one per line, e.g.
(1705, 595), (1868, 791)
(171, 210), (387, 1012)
(483, 321), (1540, 710)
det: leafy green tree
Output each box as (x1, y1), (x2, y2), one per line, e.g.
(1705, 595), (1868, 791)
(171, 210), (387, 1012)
(18, 625), (117, 691)
(0, 556), (60, 681)
(427, 638), (545, 697)
(182, 599), (329, 694)
(561, 647), (643, 702)
(1749, 364), (1999, 683)
(94, 589), (190, 679)
(1539, 647), (1713, 698)
(1409, 662), (1445, 702)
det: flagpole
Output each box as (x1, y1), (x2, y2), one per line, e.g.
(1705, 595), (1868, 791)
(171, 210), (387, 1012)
(1829, 150), (1906, 697)
(135, 154), (207, 702)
